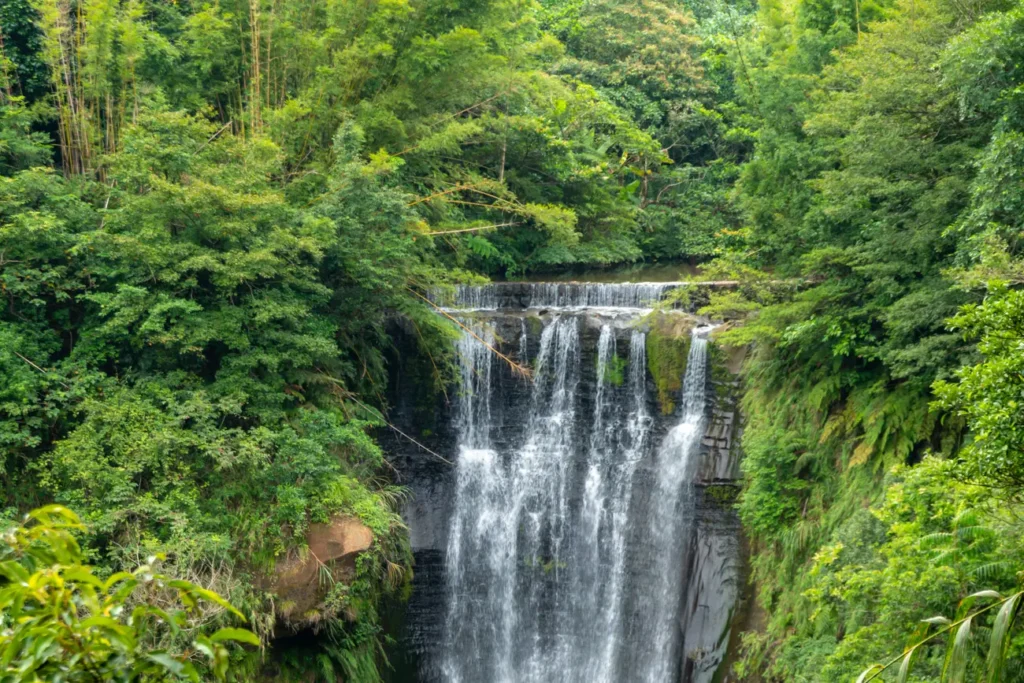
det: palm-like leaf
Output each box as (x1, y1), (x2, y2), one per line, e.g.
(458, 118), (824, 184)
(986, 592), (1021, 683)
(974, 561), (1014, 582)
(944, 616), (973, 683)
(896, 647), (916, 683)
(861, 590), (1024, 683)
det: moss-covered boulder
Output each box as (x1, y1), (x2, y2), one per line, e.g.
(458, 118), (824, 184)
(644, 311), (697, 415)
(271, 516), (374, 629)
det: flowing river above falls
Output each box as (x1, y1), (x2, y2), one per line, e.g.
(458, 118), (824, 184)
(384, 283), (747, 683)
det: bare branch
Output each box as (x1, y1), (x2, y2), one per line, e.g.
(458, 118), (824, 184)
(408, 288), (532, 380)
(426, 222), (519, 236)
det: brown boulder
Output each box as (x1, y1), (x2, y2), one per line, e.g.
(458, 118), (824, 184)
(271, 515), (374, 628)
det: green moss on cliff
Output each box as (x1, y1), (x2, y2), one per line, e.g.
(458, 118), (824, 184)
(705, 482), (740, 507)
(645, 312), (696, 415)
(601, 353), (628, 386)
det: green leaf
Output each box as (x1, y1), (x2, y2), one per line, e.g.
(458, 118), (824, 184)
(857, 664), (884, 683)
(103, 571), (135, 591)
(145, 652), (186, 676)
(190, 587), (244, 620)
(944, 616), (973, 683)
(967, 590), (1003, 601)
(896, 647), (916, 683)
(208, 627), (260, 646)
(193, 636), (214, 660)
(79, 615), (124, 631)
(986, 592), (1022, 683)
(62, 567), (103, 587)
(0, 561), (31, 583)
(27, 505), (82, 528)
(924, 616), (952, 626)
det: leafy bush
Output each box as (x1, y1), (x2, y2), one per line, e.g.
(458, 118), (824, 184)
(0, 506), (257, 681)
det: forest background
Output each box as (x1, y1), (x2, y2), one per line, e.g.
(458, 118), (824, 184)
(2, 0), (1024, 678)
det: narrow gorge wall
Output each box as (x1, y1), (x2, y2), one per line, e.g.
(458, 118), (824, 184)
(383, 283), (745, 683)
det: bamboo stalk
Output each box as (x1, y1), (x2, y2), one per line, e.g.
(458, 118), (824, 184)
(0, 21), (13, 98)
(249, 0), (262, 132)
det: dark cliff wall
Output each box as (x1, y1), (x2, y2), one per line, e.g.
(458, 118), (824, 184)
(682, 341), (747, 683)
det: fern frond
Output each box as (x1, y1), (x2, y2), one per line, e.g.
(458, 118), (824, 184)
(972, 561), (1014, 582)
(919, 531), (954, 549)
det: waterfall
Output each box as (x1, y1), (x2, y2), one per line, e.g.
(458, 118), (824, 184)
(450, 284), (499, 310)
(442, 317), (582, 683)
(438, 310), (714, 683)
(584, 328), (651, 682)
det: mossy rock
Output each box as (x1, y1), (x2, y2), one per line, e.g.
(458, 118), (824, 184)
(645, 312), (696, 415)
(600, 352), (628, 386)
(270, 516), (374, 629)
(708, 343), (741, 402)
(705, 482), (740, 507)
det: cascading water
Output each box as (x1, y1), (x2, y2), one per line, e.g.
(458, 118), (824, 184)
(524, 282), (675, 309)
(433, 291), (717, 683)
(578, 327), (651, 682)
(448, 284), (499, 311)
(629, 330), (710, 683)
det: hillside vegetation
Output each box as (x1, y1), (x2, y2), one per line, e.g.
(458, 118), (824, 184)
(2, 0), (1024, 678)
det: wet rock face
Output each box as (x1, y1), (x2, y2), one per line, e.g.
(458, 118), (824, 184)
(382, 294), (746, 683)
(680, 484), (745, 683)
(681, 339), (746, 683)
(271, 516), (373, 628)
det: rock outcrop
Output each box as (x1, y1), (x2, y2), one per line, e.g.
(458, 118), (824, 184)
(271, 516), (374, 628)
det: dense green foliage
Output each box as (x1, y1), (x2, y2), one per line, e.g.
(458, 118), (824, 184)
(0, 100), (425, 676)
(540, 0), (751, 261)
(5, 0), (1024, 678)
(9, 0), (744, 276)
(0, 505), (257, 681)
(0, 0), (748, 677)
(704, 0), (1024, 676)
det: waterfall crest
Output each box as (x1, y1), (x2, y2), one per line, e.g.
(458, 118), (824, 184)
(442, 282), (685, 311)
